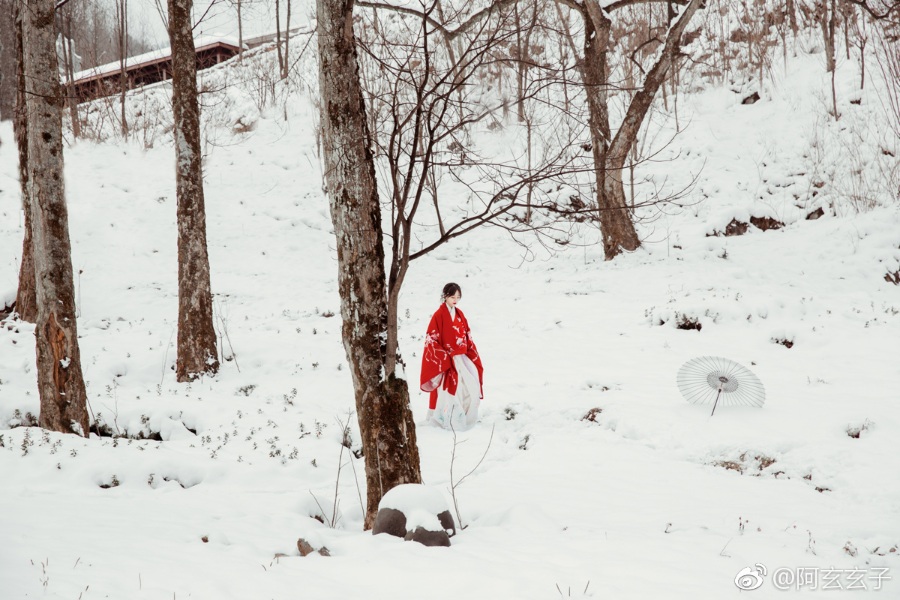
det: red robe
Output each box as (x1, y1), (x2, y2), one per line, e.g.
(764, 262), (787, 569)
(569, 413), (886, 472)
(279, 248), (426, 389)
(420, 303), (484, 410)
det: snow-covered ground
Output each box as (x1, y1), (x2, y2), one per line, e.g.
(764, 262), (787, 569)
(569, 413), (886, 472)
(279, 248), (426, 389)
(1, 29), (898, 599)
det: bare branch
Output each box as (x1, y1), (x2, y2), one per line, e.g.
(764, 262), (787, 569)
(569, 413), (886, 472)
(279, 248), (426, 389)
(357, 0), (580, 40)
(843, 0), (900, 20)
(356, 0), (447, 33)
(604, 0), (688, 12)
(607, 0), (703, 165)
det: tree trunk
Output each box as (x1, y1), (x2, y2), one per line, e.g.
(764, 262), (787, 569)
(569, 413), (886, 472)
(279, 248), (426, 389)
(601, 0), (703, 259)
(316, 0), (422, 530)
(582, 2), (641, 260)
(827, 0), (838, 118)
(66, 13), (81, 138)
(237, 0), (243, 62)
(384, 263), (405, 378)
(786, 0), (797, 39)
(117, 0), (128, 139)
(858, 33), (866, 90)
(385, 213), (412, 378)
(0, 0), (16, 121)
(514, 1), (525, 122)
(842, 3), (850, 61)
(820, 0), (836, 73)
(22, 0), (90, 435)
(62, 14), (81, 139)
(168, 0), (220, 381)
(14, 2), (36, 323)
(553, 0), (577, 112)
(275, 0), (283, 75)
(283, 0), (291, 79)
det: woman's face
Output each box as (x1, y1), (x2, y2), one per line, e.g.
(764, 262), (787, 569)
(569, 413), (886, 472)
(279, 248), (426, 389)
(444, 291), (461, 308)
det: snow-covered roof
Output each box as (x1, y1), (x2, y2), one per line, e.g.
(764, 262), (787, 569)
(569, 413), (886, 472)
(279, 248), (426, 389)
(72, 34), (243, 83)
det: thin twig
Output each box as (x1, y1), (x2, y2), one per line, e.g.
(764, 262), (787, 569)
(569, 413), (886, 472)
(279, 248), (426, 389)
(215, 300), (240, 372)
(332, 449), (344, 528)
(339, 410), (367, 519)
(85, 398), (99, 437)
(455, 423), (494, 489)
(449, 409), (463, 526)
(309, 491), (331, 527)
(331, 412), (357, 526)
(160, 327), (175, 387)
(448, 414), (495, 529)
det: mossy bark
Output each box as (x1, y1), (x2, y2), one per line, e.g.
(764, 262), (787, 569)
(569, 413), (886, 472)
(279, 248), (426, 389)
(317, 0), (422, 529)
(168, 0), (219, 382)
(22, 0), (89, 434)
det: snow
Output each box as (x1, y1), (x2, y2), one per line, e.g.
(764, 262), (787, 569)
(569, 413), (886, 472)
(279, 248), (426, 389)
(379, 484), (449, 514)
(378, 484), (450, 531)
(1, 21), (899, 600)
(1, 287), (15, 307)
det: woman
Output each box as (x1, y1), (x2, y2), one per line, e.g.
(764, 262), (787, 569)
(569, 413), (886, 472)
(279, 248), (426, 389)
(420, 283), (484, 430)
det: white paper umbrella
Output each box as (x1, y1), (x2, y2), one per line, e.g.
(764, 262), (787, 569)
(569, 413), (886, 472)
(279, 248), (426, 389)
(676, 356), (765, 416)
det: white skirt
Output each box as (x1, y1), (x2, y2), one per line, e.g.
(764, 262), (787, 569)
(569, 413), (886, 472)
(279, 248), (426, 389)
(430, 355), (481, 431)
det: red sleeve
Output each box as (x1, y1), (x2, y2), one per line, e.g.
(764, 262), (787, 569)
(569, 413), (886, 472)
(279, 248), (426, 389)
(420, 309), (452, 392)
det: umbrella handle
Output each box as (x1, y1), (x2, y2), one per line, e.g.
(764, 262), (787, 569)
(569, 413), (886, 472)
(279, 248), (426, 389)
(710, 386), (723, 417)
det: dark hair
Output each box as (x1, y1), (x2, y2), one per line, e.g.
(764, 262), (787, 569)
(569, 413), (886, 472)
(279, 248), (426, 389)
(441, 282), (462, 300)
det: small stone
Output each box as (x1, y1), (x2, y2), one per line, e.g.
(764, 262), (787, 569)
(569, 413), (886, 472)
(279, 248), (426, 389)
(437, 510), (456, 538)
(373, 484), (456, 546)
(749, 215), (784, 231)
(806, 207), (825, 220)
(724, 218), (749, 236)
(297, 538), (315, 556)
(372, 507), (407, 538)
(404, 526), (451, 547)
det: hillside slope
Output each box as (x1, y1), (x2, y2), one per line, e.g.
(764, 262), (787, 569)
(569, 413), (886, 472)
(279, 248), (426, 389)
(0, 29), (898, 599)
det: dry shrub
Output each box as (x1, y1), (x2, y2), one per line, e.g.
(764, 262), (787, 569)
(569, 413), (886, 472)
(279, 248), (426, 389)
(581, 407), (603, 422)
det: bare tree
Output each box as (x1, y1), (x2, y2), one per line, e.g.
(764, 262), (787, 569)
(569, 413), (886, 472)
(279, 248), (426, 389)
(0, 0), (15, 120)
(787, 0), (799, 40)
(512, 0), (538, 121)
(358, 0), (704, 260)
(271, 0), (296, 78)
(22, 0), (90, 434)
(272, 0), (294, 78)
(282, 0), (292, 79)
(225, 0), (253, 61)
(821, 0), (840, 117)
(153, 0), (169, 33)
(357, 1), (589, 376)
(875, 26), (900, 139)
(574, 0), (703, 258)
(275, 0), (283, 73)
(236, 0), (244, 60)
(14, 1), (36, 323)
(848, 4), (870, 89)
(168, 0), (220, 381)
(316, 0), (422, 529)
(844, 0), (900, 22)
(116, 0), (129, 137)
(57, 5), (82, 138)
(599, 0), (704, 240)
(578, 1), (640, 259)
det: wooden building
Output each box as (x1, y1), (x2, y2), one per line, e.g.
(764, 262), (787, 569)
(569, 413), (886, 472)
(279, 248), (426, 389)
(69, 36), (242, 103)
